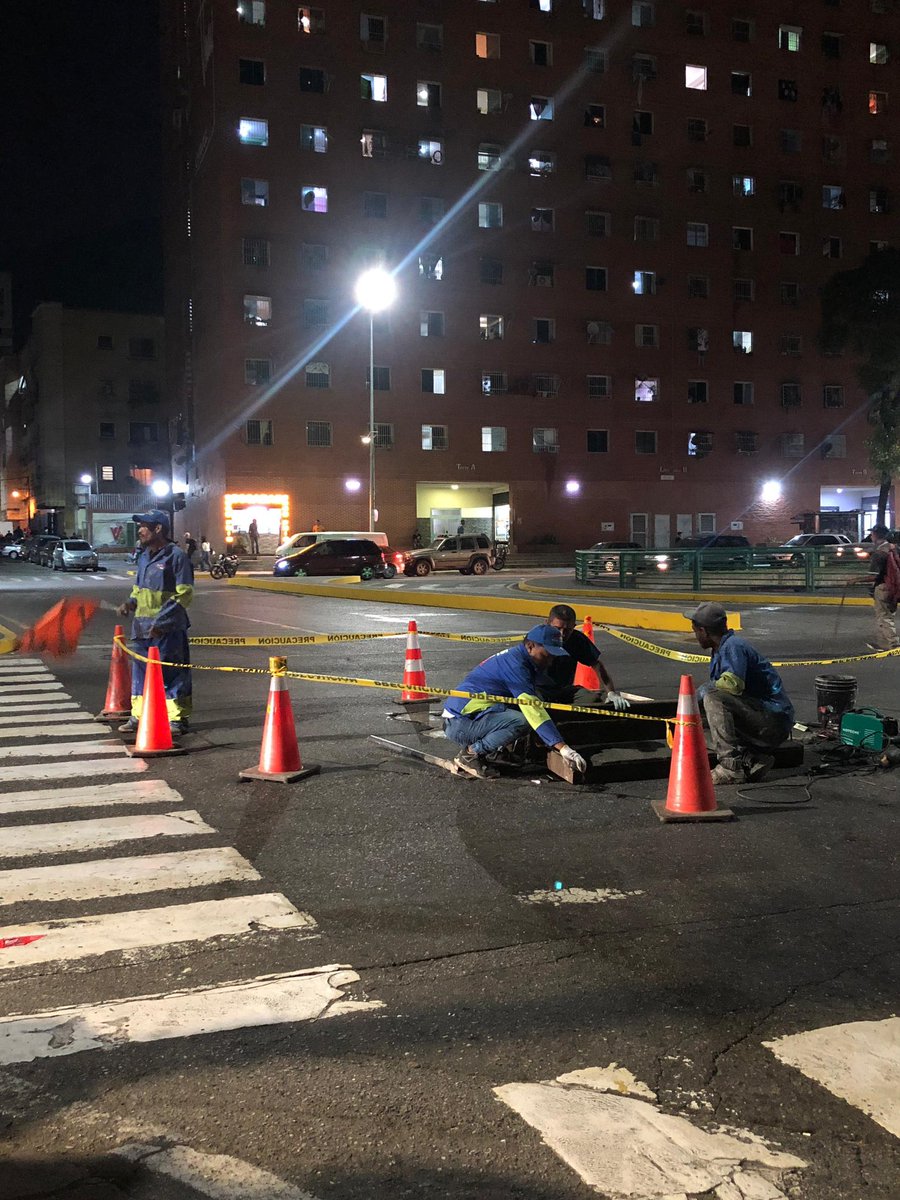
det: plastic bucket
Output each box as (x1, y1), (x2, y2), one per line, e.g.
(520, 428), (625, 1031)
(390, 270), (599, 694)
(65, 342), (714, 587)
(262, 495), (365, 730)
(815, 674), (857, 733)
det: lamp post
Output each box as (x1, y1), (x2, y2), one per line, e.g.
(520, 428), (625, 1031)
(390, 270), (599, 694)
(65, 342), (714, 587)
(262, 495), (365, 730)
(151, 477), (174, 533)
(354, 268), (398, 531)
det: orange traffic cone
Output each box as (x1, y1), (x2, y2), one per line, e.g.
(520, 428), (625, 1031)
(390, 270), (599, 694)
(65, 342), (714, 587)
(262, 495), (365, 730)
(125, 647), (186, 758)
(573, 615), (601, 691)
(652, 674), (734, 822)
(397, 619), (432, 702)
(240, 657), (321, 783)
(97, 625), (132, 720)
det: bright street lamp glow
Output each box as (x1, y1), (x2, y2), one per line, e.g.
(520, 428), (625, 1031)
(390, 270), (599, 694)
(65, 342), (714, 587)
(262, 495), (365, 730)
(355, 267), (397, 313)
(151, 480), (171, 498)
(760, 480), (782, 503)
(345, 478), (362, 493)
(79, 473), (92, 485)
(565, 480), (581, 495)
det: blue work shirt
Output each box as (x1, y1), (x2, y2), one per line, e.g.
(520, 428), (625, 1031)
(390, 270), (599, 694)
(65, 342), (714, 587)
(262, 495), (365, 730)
(443, 643), (565, 747)
(129, 541), (194, 639)
(704, 630), (794, 723)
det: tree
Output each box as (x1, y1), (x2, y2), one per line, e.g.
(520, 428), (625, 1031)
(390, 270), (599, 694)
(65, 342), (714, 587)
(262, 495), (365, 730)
(820, 247), (900, 526)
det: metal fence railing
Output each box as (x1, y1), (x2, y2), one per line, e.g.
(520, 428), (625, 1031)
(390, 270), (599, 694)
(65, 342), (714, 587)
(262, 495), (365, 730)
(574, 545), (872, 592)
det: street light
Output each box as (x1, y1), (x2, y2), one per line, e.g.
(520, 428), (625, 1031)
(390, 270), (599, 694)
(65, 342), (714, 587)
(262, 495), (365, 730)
(354, 267), (398, 531)
(151, 479), (171, 499)
(760, 480), (783, 503)
(79, 473), (92, 486)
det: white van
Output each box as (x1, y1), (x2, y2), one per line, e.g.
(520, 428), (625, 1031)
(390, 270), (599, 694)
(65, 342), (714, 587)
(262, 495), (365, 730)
(275, 530), (389, 558)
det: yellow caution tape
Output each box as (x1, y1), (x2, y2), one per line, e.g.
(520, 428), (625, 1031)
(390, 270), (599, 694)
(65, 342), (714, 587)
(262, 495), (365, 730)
(189, 630), (520, 647)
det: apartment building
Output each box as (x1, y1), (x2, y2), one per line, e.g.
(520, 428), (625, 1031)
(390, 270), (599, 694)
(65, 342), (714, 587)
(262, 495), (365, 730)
(160, 0), (897, 550)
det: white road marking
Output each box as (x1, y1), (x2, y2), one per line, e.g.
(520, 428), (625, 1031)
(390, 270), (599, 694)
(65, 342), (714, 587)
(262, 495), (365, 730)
(0, 667), (51, 676)
(764, 1017), (900, 1139)
(0, 698), (78, 712)
(0, 659), (44, 667)
(0, 680), (63, 690)
(0, 846), (261, 905)
(0, 739), (123, 761)
(0, 965), (380, 1064)
(0, 692), (72, 705)
(0, 710), (95, 727)
(0, 892), (314, 969)
(0, 778), (181, 815)
(0, 722), (110, 741)
(495, 1066), (806, 1199)
(115, 1142), (319, 1199)
(0, 809), (213, 860)
(0, 758), (146, 785)
(518, 887), (645, 905)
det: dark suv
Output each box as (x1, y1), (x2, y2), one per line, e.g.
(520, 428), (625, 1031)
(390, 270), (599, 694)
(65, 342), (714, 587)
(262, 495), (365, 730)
(273, 538), (387, 579)
(653, 534), (753, 571)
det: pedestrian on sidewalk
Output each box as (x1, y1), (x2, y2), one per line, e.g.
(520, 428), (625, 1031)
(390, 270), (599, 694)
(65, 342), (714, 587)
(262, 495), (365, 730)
(542, 603), (631, 711)
(442, 625), (588, 778)
(686, 602), (794, 786)
(248, 518), (260, 557)
(183, 531), (197, 564)
(199, 535), (211, 571)
(116, 508), (194, 737)
(848, 523), (899, 651)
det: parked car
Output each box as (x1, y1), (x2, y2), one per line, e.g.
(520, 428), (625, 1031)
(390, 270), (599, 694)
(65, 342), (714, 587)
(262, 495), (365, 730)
(765, 533), (870, 566)
(0, 543), (23, 560)
(23, 535), (58, 564)
(652, 534), (753, 571)
(273, 537), (387, 579)
(38, 537), (62, 567)
(52, 539), (100, 572)
(275, 530), (389, 557)
(396, 534), (495, 577)
(585, 541), (643, 573)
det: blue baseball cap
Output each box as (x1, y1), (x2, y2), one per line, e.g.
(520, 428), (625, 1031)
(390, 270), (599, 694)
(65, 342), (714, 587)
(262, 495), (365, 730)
(525, 624), (570, 656)
(131, 508), (171, 532)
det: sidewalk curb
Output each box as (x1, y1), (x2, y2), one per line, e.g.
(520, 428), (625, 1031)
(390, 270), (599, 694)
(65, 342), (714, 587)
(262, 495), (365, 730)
(517, 580), (871, 608)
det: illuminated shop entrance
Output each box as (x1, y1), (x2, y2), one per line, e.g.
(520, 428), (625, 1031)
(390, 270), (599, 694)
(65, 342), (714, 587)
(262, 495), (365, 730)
(224, 493), (290, 553)
(415, 482), (509, 542)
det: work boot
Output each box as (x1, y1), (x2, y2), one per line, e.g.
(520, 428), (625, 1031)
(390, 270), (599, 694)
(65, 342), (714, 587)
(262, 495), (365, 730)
(169, 719), (189, 737)
(117, 718), (139, 733)
(453, 749), (498, 779)
(743, 753), (775, 782)
(710, 763), (744, 786)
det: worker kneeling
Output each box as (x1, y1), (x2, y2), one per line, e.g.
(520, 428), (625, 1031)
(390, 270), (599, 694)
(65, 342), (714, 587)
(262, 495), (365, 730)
(687, 602), (794, 786)
(443, 625), (588, 779)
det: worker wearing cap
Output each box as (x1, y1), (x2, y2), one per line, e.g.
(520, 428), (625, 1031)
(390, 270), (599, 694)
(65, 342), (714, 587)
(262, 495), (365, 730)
(686, 602), (794, 785)
(543, 603), (631, 710)
(442, 625), (589, 778)
(116, 508), (194, 736)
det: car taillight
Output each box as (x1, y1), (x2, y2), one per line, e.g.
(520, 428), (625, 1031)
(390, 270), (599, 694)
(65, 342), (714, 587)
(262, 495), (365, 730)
(394, 552), (405, 563)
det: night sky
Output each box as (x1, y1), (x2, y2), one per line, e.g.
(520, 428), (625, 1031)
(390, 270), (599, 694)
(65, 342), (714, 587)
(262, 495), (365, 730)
(0, 2), (162, 347)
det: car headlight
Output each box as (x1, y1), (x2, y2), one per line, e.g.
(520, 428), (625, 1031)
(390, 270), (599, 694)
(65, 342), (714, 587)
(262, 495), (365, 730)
(653, 554), (669, 562)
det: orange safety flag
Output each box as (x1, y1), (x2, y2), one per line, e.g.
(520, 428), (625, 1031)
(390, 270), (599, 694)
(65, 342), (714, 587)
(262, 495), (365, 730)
(15, 598), (99, 658)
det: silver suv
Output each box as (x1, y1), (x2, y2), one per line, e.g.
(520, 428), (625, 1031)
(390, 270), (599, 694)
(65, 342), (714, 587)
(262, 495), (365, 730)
(399, 534), (495, 576)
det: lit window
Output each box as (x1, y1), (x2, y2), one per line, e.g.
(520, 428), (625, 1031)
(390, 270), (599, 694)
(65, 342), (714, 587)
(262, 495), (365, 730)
(532, 0), (553, 11)
(529, 96), (553, 120)
(418, 253), (444, 280)
(238, 2), (265, 26)
(587, 430), (609, 453)
(633, 270), (656, 294)
(869, 91), (888, 115)
(587, 375), (610, 398)
(733, 330), (752, 354)
(306, 421), (332, 448)
(478, 143), (502, 171)
(687, 431), (713, 457)
(733, 175), (755, 196)
(531, 207), (554, 232)
(635, 378), (658, 402)
(301, 186), (328, 212)
(529, 151), (555, 176)
(418, 138), (443, 164)
(584, 1), (605, 18)
(243, 294), (272, 325)
(417, 80), (442, 108)
(871, 42), (889, 64)
(482, 426), (507, 452)
(778, 25), (802, 52)
(360, 73), (387, 101)
(635, 430), (657, 453)
(420, 311), (444, 337)
(822, 185), (845, 209)
(245, 419), (274, 446)
(476, 88), (503, 114)
(360, 130), (387, 158)
(421, 369), (446, 394)
(475, 31), (500, 58)
(482, 372), (507, 395)
(300, 124), (328, 152)
(305, 361), (330, 388)
(533, 427), (559, 453)
(238, 119), (268, 146)
(298, 7), (324, 34)
(241, 178), (269, 206)
(685, 64), (707, 89)
(478, 202), (503, 229)
(686, 222), (708, 247)
(421, 424), (448, 451)
(101, 465), (115, 482)
(480, 314), (504, 340)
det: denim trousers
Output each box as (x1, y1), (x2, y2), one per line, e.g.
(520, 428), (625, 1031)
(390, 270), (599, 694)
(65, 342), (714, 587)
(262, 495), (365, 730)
(443, 708), (530, 755)
(699, 688), (789, 772)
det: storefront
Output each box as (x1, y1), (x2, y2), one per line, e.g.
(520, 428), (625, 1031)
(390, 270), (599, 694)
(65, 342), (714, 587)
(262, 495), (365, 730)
(223, 493), (290, 553)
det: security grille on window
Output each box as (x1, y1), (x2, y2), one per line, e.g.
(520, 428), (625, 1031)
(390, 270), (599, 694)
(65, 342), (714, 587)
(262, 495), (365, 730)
(242, 238), (270, 268)
(781, 383), (802, 408)
(687, 380), (708, 404)
(418, 253), (444, 279)
(687, 168), (707, 193)
(243, 295), (272, 325)
(687, 431), (713, 457)
(780, 333), (802, 356)
(367, 365), (390, 390)
(687, 118), (708, 143)
(822, 434), (846, 459)
(587, 211), (610, 237)
(478, 143), (502, 171)
(778, 25), (801, 52)
(480, 258), (503, 285)
(634, 216), (658, 241)
(584, 48), (607, 74)
(245, 419), (273, 446)
(306, 421), (332, 447)
(632, 55), (656, 81)
(586, 320), (612, 344)
(584, 155), (612, 182)
(245, 359), (272, 385)
(305, 361), (330, 388)
(360, 14), (386, 45)
(482, 426), (507, 452)
(733, 382), (754, 405)
(633, 160), (658, 184)
(635, 430), (657, 454)
(239, 118), (269, 146)
(304, 299), (328, 327)
(482, 372), (507, 395)
(781, 432), (804, 457)
(735, 431), (758, 454)
(374, 423), (393, 448)
(302, 243), (329, 270)
(780, 281), (800, 305)
(480, 314), (503, 340)
(299, 68), (326, 93)
(687, 222), (708, 247)
(823, 385), (844, 408)
(587, 429), (609, 453)
(533, 427), (559, 453)
(635, 324), (659, 348)
(422, 424), (448, 451)
(421, 311), (444, 337)
(128, 380), (160, 405)
(421, 369), (446, 394)
(241, 178), (269, 206)
(531, 207), (554, 232)
(588, 375), (610, 398)
(476, 88), (503, 115)
(733, 278), (754, 302)
(533, 374), (559, 397)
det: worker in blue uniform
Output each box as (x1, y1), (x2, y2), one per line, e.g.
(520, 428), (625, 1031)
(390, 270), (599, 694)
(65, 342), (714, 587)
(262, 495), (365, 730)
(443, 625), (589, 778)
(116, 508), (194, 736)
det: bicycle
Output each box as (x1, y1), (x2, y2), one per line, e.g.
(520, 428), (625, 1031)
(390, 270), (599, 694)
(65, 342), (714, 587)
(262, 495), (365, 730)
(492, 541), (509, 570)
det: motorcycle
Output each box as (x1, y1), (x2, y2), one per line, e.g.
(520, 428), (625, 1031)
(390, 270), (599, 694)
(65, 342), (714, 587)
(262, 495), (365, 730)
(492, 541), (509, 571)
(209, 552), (239, 579)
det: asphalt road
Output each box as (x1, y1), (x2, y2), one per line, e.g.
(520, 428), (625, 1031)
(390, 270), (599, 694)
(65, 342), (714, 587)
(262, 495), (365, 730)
(0, 558), (898, 1200)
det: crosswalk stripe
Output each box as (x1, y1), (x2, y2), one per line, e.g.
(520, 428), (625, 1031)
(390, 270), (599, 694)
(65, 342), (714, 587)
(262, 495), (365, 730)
(0, 809), (213, 859)
(0, 659), (44, 667)
(0, 667), (50, 676)
(0, 680), (63, 690)
(0, 740), (123, 762)
(0, 692), (72, 706)
(0, 846), (261, 905)
(0, 710), (95, 727)
(0, 778), (181, 815)
(0, 758), (146, 785)
(764, 1018), (900, 1140)
(0, 965), (380, 1064)
(0, 892), (317, 970)
(0, 722), (111, 741)
(0, 700), (80, 714)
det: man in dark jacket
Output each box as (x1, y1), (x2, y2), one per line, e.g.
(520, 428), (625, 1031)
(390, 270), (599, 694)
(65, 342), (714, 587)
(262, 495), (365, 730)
(542, 604), (630, 710)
